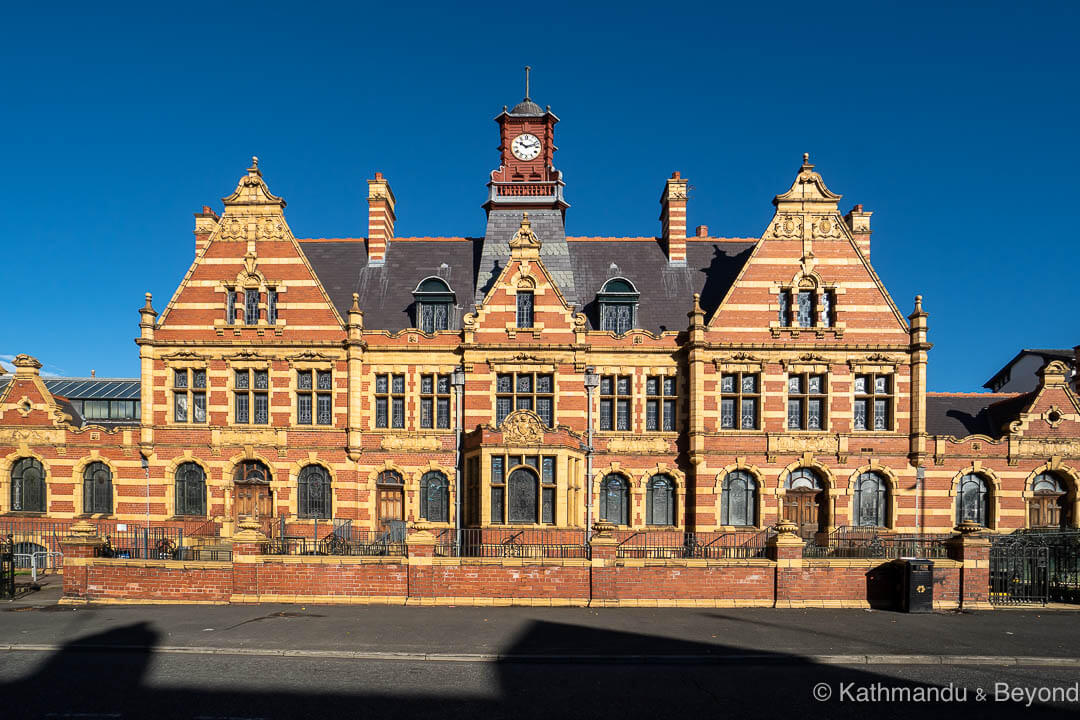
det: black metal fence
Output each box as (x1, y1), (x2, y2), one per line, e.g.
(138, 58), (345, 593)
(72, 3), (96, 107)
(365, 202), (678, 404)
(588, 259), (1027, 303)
(0, 520), (69, 572)
(261, 526), (406, 557)
(435, 528), (590, 558)
(615, 530), (773, 560)
(990, 530), (1080, 605)
(803, 527), (952, 559)
(95, 527), (186, 560)
(173, 546), (233, 562)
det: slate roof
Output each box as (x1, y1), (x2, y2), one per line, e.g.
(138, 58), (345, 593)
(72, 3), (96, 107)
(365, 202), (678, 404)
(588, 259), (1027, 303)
(299, 235), (755, 334)
(925, 392), (1034, 439)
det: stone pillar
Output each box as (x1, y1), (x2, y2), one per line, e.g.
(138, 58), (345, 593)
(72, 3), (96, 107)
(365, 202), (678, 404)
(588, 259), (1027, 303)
(907, 295), (931, 465)
(230, 517), (267, 603)
(346, 293), (365, 461)
(406, 523), (436, 604)
(948, 521), (993, 610)
(768, 520), (805, 608)
(589, 521), (619, 605)
(59, 520), (105, 605)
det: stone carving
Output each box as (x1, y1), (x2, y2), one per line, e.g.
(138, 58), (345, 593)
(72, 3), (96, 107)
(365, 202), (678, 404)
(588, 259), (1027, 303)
(13, 354), (42, 370)
(218, 217), (245, 241)
(768, 434), (839, 455)
(729, 352), (760, 362)
(605, 437), (670, 454)
(1016, 439), (1080, 457)
(258, 216), (286, 240)
(217, 428), (280, 446)
(380, 435), (442, 452)
(509, 212), (542, 249)
(500, 410), (546, 445)
(0, 428), (61, 445)
(812, 214), (845, 239)
(287, 351), (335, 363)
(771, 214), (803, 239)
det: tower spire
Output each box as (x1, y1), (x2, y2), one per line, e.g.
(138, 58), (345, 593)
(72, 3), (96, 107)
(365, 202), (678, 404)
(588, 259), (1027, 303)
(524, 65), (531, 100)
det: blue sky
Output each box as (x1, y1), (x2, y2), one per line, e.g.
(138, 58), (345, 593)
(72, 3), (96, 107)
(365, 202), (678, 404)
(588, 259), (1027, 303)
(0, 1), (1076, 390)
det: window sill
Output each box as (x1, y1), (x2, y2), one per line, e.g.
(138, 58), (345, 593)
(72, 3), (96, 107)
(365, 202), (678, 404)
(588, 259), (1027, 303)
(2, 511), (47, 518)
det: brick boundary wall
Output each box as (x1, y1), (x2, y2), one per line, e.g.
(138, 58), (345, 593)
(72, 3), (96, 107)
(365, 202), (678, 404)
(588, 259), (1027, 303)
(59, 525), (973, 609)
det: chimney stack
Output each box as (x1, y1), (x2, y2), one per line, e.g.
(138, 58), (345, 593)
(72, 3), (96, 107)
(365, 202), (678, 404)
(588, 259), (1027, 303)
(844, 204), (873, 259)
(194, 206), (220, 256)
(660, 172), (688, 265)
(367, 172), (396, 266)
(695, 225), (709, 238)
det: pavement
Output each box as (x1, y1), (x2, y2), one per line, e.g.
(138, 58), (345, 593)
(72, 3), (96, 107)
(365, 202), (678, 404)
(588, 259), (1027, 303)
(5, 578), (1080, 718)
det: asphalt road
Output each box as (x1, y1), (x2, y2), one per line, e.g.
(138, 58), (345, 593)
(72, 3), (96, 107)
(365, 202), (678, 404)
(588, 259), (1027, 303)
(2, 651), (1080, 719)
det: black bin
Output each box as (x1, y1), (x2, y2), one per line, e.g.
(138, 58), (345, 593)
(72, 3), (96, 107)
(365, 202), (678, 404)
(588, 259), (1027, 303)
(897, 559), (934, 613)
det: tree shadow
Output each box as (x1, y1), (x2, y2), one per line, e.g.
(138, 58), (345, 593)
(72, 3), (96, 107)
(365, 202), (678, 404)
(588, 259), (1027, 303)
(2, 619), (1073, 719)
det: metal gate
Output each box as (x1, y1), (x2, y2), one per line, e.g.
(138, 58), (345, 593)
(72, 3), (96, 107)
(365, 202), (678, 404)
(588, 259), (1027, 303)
(0, 535), (14, 599)
(990, 535), (1049, 605)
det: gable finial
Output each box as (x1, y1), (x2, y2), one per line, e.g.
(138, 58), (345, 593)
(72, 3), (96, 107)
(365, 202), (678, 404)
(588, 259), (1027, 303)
(524, 65), (531, 100)
(802, 152), (810, 165)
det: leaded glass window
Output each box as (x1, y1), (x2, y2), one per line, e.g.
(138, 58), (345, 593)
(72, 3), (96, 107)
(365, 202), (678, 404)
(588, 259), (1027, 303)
(516, 291), (534, 328)
(854, 373), (891, 431)
(599, 375), (632, 431)
(721, 470), (757, 527)
(598, 278), (639, 334)
(173, 368), (207, 424)
(83, 461), (112, 515)
(234, 369), (269, 425)
(11, 458), (46, 513)
(646, 375), (676, 432)
(420, 374), (451, 429)
(646, 474), (676, 526)
(821, 289), (836, 327)
(495, 372), (554, 426)
(227, 289), (236, 325)
(508, 467), (538, 523)
(267, 288), (278, 325)
(297, 370), (332, 426)
(853, 471), (888, 527)
(413, 277), (455, 333)
(957, 473), (990, 526)
(298, 464), (332, 519)
(796, 290), (814, 328)
(787, 373), (827, 430)
(175, 462), (206, 516)
(420, 471), (449, 523)
(245, 288), (259, 325)
(720, 372), (759, 430)
(600, 474), (629, 525)
(375, 373), (405, 428)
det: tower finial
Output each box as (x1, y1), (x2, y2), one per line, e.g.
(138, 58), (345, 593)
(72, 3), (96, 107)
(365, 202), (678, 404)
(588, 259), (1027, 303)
(524, 65), (531, 100)
(803, 152), (809, 164)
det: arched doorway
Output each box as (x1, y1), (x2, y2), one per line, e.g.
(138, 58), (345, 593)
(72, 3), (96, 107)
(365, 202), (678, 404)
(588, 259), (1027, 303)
(376, 470), (405, 527)
(234, 460), (272, 521)
(782, 468), (827, 539)
(1029, 472), (1070, 528)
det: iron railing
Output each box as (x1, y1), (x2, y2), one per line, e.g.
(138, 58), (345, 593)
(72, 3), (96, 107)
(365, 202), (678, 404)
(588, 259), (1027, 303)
(261, 526), (406, 557)
(989, 529), (1080, 605)
(95, 527), (186, 560)
(436, 528), (590, 558)
(803, 527), (952, 559)
(615, 530), (773, 560)
(173, 546), (233, 562)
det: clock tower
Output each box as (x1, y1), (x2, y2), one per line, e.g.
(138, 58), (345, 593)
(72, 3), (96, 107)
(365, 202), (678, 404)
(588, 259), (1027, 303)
(476, 69), (576, 308)
(483, 69), (568, 215)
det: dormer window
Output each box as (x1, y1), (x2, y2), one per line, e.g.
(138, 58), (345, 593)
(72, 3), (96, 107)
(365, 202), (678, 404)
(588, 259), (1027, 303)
(413, 277), (455, 333)
(598, 277), (639, 334)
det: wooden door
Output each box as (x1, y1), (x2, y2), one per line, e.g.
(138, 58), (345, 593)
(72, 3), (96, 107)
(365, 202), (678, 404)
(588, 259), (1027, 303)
(378, 487), (404, 524)
(783, 490), (821, 538)
(235, 485), (272, 520)
(1030, 494), (1064, 528)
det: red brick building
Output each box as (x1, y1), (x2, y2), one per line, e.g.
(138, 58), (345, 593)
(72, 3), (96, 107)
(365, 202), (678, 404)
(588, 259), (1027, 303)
(3, 89), (1080, 552)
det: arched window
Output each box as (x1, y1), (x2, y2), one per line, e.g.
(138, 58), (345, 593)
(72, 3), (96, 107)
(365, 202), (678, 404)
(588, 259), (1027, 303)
(175, 462), (206, 516)
(298, 465), (332, 519)
(83, 461), (113, 515)
(1029, 472), (1069, 528)
(598, 277), (639, 334)
(11, 458), (45, 513)
(508, 467), (539, 523)
(646, 474), (676, 526)
(376, 470), (404, 525)
(600, 473), (630, 525)
(956, 473), (990, 526)
(853, 471), (888, 528)
(782, 467), (825, 537)
(413, 277), (455, 333)
(721, 470), (757, 527)
(420, 471), (450, 523)
(234, 460), (271, 484)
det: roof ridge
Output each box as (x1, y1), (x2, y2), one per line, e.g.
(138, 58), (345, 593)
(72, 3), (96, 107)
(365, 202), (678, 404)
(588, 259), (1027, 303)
(927, 391), (1022, 397)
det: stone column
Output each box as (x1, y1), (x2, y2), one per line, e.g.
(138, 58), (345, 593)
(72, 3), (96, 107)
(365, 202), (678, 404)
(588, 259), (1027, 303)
(589, 521), (619, 605)
(230, 517), (267, 603)
(948, 521), (993, 610)
(768, 520), (805, 608)
(406, 523), (436, 604)
(59, 520), (106, 605)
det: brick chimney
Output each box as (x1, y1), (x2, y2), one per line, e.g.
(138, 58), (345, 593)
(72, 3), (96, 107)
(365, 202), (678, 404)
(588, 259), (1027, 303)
(367, 172), (396, 266)
(844, 204), (873, 259)
(695, 225), (708, 238)
(659, 172), (688, 265)
(194, 206), (219, 256)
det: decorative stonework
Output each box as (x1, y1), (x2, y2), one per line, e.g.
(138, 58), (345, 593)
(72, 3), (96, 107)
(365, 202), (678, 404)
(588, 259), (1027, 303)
(768, 434), (840, 456)
(605, 437), (670, 454)
(500, 410), (546, 445)
(1016, 439), (1080, 457)
(380, 435), (442, 452)
(771, 214), (803, 239)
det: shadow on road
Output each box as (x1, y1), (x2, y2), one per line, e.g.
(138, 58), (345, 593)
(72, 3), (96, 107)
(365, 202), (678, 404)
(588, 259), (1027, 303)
(2, 620), (1074, 719)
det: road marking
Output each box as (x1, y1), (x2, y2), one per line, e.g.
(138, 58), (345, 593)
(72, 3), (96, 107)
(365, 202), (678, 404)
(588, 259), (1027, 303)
(5, 645), (1080, 666)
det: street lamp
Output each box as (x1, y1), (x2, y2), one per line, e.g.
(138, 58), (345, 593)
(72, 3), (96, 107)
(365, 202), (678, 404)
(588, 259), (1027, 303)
(140, 453), (150, 558)
(583, 367), (599, 540)
(451, 367), (467, 552)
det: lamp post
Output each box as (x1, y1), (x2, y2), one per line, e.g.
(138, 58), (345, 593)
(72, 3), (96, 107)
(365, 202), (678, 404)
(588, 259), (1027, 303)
(140, 453), (150, 558)
(583, 367), (599, 540)
(451, 366), (467, 553)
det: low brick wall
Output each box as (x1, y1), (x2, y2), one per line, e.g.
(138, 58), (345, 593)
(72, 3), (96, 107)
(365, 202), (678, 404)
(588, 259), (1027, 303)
(233, 557), (408, 604)
(593, 560), (776, 607)
(413, 558), (591, 605)
(82, 560), (233, 604)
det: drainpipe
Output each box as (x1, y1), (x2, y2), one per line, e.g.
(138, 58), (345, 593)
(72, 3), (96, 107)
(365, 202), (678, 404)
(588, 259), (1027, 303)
(141, 453), (150, 558)
(916, 466), (924, 533)
(584, 367), (599, 540)
(452, 367), (467, 553)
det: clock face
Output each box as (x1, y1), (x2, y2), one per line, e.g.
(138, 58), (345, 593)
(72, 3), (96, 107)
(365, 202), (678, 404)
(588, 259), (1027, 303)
(511, 133), (542, 161)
